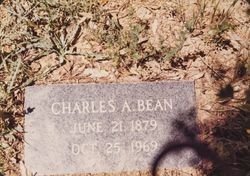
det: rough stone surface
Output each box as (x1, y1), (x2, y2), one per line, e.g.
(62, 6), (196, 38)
(24, 81), (198, 176)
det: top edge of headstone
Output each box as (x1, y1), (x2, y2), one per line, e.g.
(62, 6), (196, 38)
(25, 80), (195, 90)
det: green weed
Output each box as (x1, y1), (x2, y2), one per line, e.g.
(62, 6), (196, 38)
(211, 20), (236, 36)
(210, 0), (238, 36)
(0, 0), (102, 175)
(185, 0), (208, 32)
(163, 31), (187, 60)
(95, 13), (160, 66)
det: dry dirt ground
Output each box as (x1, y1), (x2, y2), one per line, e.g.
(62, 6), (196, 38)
(0, 0), (249, 176)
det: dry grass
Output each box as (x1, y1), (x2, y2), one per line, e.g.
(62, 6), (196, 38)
(0, 0), (249, 175)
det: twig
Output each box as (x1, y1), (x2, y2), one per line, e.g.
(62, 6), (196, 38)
(7, 59), (22, 93)
(199, 57), (226, 83)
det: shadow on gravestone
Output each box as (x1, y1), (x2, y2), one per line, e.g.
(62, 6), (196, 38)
(25, 107), (35, 115)
(150, 108), (241, 176)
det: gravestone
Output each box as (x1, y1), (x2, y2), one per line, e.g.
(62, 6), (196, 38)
(24, 81), (199, 176)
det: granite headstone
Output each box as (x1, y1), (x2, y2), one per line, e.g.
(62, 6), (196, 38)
(24, 81), (198, 175)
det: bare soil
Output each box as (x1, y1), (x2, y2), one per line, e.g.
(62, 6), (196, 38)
(0, 0), (249, 176)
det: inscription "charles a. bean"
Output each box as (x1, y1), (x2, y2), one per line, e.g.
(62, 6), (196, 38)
(51, 99), (173, 115)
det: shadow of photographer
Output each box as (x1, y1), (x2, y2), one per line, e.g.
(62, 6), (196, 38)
(151, 105), (249, 176)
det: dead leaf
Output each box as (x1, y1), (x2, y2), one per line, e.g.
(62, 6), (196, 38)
(192, 72), (205, 80)
(146, 60), (161, 74)
(136, 7), (152, 20)
(99, 0), (108, 5)
(83, 68), (109, 78)
(247, 129), (250, 134)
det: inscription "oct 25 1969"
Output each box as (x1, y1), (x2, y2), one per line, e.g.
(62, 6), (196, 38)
(71, 140), (159, 155)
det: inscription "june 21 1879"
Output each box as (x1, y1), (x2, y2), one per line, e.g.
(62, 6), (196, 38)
(70, 119), (157, 134)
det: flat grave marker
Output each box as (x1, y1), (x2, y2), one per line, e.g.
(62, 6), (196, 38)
(24, 81), (198, 175)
